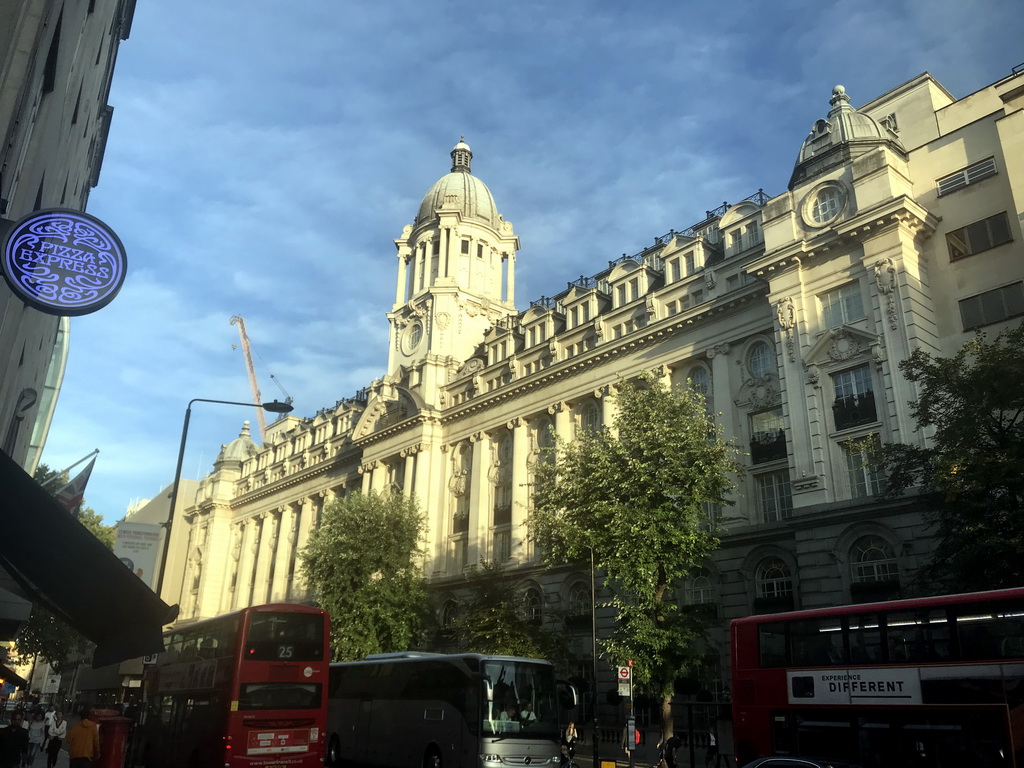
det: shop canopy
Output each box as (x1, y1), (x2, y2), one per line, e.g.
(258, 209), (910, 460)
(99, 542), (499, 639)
(0, 450), (178, 667)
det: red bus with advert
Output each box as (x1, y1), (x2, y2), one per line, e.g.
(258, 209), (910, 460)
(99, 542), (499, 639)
(141, 602), (329, 768)
(731, 587), (1024, 768)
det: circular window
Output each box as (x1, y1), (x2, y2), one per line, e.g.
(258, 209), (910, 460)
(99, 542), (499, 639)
(802, 182), (847, 227)
(402, 321), (423, 354)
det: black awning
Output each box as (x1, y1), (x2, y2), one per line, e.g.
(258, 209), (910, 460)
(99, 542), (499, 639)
(0, 450), (178, 667)
(0, 662), (27, 688)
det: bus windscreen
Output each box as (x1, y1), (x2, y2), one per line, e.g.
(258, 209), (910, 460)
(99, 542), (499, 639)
(244, 612), (325, 661)
(238, 682), (323, 710)
(482, 659), (560, 739)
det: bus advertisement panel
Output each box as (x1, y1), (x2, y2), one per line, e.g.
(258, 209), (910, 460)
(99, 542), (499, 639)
(326, 652), (574, 768)
(142, 603), (330, 768)
(731, 587), (1024, 768)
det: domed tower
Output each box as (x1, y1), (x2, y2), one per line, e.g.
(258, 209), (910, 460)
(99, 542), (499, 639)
(387, 140), (520, 392)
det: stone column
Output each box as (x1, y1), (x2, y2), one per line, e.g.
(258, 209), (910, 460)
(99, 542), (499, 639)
(596, 384), (617, 433)
(251, 512), (275, 605)
(395, 250), (410, 305)
(360, 462), (373, 494)
(403, 448), (417, 495)
(271, 506), (293, 601)
(234, 518), (257, 610)
(509, 418), (529, 562)
(505, 253), (516, 304)
(551, 401), (570, 440)
(469, 433), (488, 564)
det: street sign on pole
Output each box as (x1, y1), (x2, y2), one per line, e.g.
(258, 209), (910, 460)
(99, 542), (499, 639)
(617, 666), (632, 698)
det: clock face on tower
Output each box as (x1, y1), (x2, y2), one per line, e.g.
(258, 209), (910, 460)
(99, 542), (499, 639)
(402, 321), (424, 354)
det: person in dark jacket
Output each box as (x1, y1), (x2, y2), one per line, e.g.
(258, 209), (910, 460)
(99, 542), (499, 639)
(0, 710), (29, 768)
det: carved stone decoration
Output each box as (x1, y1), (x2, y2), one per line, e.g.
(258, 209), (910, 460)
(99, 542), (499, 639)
(827, 328), (861, 362)
(646, 295), (657, 320)
(707, 343), (730, 359)
(776, 297), (797, 362)
(874, 257), (899, 330)
(437, 312), (450, 330)
(231, 528), (242, 561)
(704, 269), (717, 290)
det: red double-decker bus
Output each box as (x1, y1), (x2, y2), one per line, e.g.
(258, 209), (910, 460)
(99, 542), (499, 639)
(731, 587), (1024, 768)
(141, 603), (330, 768)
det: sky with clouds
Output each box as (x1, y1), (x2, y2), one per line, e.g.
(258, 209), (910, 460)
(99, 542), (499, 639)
(39, 0), (1023, 520)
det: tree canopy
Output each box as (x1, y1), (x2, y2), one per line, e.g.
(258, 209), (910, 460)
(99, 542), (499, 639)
(873, 324), (1024, 592)
(444, 560), (570, 665)
(300, 491), (429, 660)
(530, 372), (742, 733)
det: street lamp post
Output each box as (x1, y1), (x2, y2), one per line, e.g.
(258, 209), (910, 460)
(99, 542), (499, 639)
(154, 397), (293, 601)
(591, 546), (600, 768)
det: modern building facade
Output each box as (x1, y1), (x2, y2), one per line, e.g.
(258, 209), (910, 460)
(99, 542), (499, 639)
(164, 68), (1024, 696)
(0, 0), (138, 643)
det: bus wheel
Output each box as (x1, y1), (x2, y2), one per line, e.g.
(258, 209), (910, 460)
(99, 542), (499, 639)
(423, 747), (442, 768)
(326, 736), (342, 768)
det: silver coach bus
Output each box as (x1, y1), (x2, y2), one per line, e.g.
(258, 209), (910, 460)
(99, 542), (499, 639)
(325, 652), (575, 768)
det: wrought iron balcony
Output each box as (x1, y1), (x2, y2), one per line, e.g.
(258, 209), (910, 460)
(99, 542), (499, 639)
(832, 391), (877, 431)
(750, 429), (787, 464)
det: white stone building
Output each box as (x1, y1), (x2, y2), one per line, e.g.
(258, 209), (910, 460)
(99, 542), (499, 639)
(164, 69), (1024, 695)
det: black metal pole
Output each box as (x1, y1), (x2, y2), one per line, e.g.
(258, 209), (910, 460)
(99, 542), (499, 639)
(591, 547), (599, 768)
(154, 402), (193, 602)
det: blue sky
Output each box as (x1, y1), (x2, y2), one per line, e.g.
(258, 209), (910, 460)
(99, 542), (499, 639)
(40, 0), (1023, 520)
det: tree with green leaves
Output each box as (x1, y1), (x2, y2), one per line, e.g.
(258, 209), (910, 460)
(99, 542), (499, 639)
(870, 324), (1024, 592)
(300, 491), (429, 660)
(531, 372), (742, 738)
(15, 465), (116, 671)
(444, 560), (571, 665)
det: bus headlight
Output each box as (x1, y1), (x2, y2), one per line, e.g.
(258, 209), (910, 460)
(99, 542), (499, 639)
(480, 755), (501, 764)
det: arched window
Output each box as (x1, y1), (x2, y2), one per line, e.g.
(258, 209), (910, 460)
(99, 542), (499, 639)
(493, 433), (513, 526)
(689, 365), (711, 398)
(441, 600), (459, 629)
(578, 402), (601, 435)
(523, 588), (543, 622)
(568, 583), (591, 617)
(756, 558), (793, 599)
(748, 341), (774, 379)
(851, 536), (899, 584)
(687, 567), (715, 605)
(451, 443), (472, 534)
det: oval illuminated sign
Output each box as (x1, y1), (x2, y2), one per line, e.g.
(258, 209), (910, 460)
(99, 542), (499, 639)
(2, 208), (127, 316)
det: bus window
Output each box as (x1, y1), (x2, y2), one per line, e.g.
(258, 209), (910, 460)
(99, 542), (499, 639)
(759, 622), (787, 667)
(245, 612), (325, 661)
(789, 618), (844, 666)
(847, 614), (882, 664)
(238, 682), (322, 710)
(956, 600), (1024, 660)
(885, 609), (950, 663)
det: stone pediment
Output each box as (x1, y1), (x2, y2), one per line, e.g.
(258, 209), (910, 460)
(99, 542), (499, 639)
(352, 380), (423, 439)
(805, 325), (880, 369)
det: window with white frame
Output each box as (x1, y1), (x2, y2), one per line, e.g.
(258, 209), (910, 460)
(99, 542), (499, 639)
(756, 558), (793, 598)
(441, 600), (459, 629)
(832, 365), (876, 431)
(757, 471), (793, 522)
(493, 433), (513, 525)
(492, 529), (511, 562)
(578, 402), (601, 434)
(524, 587), (543, 622)
(811, 187), (843, 224)
(669, 259), (681, 282)
(684, 251), (695, 275)
(959, 282), (1024, 330)
(850, 535), (899, 584)
(820, 282), (865, 328)
(747, 340), (774, 379)
(687, 567), (715, 604)
(568, 582), (591, 618)
(844, 436), (887, 497)
(937, 156), (997, 196)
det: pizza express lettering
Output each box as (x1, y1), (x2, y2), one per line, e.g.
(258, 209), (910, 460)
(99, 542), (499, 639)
(18, 244), (111, 278)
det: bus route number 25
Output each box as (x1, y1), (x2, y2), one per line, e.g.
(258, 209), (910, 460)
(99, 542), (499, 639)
(277, 645), (294, 659)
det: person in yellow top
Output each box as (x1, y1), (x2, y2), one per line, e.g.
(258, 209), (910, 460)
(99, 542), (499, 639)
(65, 709), (100, 768)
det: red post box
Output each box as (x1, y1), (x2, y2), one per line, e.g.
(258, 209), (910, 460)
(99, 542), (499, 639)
(90, 708), (133, 768)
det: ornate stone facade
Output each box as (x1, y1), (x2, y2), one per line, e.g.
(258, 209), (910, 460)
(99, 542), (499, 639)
(163, 71), (1024, 696)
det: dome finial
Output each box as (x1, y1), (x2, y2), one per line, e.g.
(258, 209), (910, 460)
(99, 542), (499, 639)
(829, 84), (850, 109)
(451, 138), (472, 174)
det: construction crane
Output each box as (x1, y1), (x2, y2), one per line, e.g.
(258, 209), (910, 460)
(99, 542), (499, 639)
(230, 315), (269, 441)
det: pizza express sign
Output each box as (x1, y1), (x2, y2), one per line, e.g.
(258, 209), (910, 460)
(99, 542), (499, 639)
(1, 208), (127, 316)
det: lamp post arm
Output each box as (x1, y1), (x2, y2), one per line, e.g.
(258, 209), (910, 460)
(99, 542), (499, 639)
(155, 403), (193, 601)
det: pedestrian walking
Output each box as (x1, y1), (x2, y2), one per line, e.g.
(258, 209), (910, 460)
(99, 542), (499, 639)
(65, 710), (99, 768)
(25, 714), (44, 766)
(705, 730), (720, 768)
(44, 713), (65, 768)
(0, 711), (28, 768)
